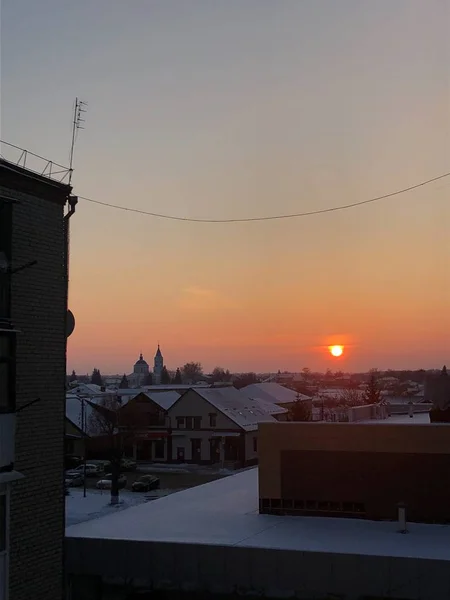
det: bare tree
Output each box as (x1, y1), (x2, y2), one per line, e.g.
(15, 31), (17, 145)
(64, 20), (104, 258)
(339, 388), (364, 408)
(87, 395), (139, 505)
(182, 362), (203, 383)
(289, 394), (312, 421)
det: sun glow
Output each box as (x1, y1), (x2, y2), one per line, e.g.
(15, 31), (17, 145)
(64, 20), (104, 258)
(329, 345), (344, 357)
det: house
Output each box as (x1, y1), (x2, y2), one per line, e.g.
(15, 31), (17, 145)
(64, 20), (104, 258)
(118, 391), (180, 461)
(166, 387), (279, 467)
(241, 382), (310, 410)
(0, 152), (74, 600)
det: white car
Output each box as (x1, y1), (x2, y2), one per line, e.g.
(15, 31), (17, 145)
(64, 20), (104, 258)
(72, 463), (103, 477)
(96, 474), (127, 490)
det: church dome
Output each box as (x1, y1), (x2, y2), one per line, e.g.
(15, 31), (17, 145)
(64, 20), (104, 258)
(135, 353), (148, 366)
(155, 345), (163, 358)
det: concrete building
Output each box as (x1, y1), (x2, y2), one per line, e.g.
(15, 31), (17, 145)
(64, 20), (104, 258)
(66, 464), (450, 599)
(0, 154), (74, 600)
(258, 415), (450, 523)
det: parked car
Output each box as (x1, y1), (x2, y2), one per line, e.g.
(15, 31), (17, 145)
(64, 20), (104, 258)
(65, 471), (84, 487)
(71, 463), (104, 477)
(131, 475), (160, 493)
(65, 455), (82, 470)
(88, 459), (111, 470)
(121, 458), (137, 471)
(96, 474), (127, 490)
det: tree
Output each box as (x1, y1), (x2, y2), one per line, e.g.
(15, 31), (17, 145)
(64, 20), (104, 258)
(182, 362), (203, 383)
(339, 388), (363, 408)
(365, 373), (381, 405)
(69, 370), (77, 383)
(234, 372), (258, 390)
(173, 368), (182, 384)
(91, 368), (103, 386)
(290, 394), (312, 421)
(143, 372), (153, 385)
(160, 366), (171, 385)
(119, 374), (129, 389)
(211, 367), (231, 383)
(87, 395), (139, 505)
(301, 367), (311, 383)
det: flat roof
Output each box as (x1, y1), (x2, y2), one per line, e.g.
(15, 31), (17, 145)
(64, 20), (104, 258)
(66, 467), (450, 561)
(359, 413), (431, 425)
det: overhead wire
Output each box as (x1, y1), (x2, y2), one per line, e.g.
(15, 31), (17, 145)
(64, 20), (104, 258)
(78, 171), (450, 224)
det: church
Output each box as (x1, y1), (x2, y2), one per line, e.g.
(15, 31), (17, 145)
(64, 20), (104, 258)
(128, 345), (164, 387)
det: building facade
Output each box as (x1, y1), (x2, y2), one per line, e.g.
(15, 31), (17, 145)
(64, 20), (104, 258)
(0, 157), (73, 600)
(259, 421), (450, 523)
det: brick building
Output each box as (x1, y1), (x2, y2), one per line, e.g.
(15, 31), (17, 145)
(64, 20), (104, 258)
(259, 420), (450, 523)
(0, 155), (75, 600)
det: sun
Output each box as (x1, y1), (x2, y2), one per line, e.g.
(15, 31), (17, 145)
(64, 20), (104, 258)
(329, 345), (344, 357)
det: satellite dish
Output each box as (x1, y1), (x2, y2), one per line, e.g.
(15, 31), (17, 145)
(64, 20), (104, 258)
(66, 310), (75, 338)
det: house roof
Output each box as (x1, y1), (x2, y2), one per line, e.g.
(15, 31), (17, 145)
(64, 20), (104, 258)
(143, 391), (180, 411)
(192, 387), (278, 431)
(66, 394), (98, 436)
(241, 382), (309, 405)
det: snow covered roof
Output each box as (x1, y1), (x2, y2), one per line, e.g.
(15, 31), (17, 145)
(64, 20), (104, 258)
(193, 387), (278, 431)
(66, 467), (450, 564)
(143, 391), (180, 411)
(241, 382), (309, 405)
(68, 383), (113, 397)
(66, 394), (102, 436)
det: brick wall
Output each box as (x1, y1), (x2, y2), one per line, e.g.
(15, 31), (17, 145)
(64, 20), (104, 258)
(1, 175), (69, 600)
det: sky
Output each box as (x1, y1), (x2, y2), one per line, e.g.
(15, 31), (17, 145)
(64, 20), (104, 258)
(1, 0), (449, 374)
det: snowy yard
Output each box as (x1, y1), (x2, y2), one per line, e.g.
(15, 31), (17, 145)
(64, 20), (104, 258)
(66, 488), (179, 527)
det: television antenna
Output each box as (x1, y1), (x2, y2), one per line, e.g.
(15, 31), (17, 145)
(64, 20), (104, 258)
(68, 97), (87, 185)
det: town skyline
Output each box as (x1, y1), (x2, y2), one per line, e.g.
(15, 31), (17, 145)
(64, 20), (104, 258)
(3, 0), (449, 375)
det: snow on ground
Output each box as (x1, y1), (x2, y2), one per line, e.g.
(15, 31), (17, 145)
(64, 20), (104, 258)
(66, 488), (180, 527)
(67, 468), (450, 561)
(138, 462), (249, 476)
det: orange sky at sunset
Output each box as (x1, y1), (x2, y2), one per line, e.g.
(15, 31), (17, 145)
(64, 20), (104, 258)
(3, 1), (449, 374)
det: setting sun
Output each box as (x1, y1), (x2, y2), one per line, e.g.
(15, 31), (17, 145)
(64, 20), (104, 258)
(330, 345), (344, 357)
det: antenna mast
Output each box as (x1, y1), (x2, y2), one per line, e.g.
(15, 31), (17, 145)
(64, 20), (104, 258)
(68, 97), (87, 185)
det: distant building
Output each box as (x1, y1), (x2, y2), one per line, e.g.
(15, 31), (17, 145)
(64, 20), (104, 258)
(153, 344), (163, 384)
(128, 353), (150, 387)
(0, 154), (74, 600)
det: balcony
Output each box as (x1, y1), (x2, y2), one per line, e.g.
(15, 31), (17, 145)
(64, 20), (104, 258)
(0, 413), (15, 470)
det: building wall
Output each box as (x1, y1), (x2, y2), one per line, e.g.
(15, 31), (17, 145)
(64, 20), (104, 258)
(1, 172), (69, 600)
(168, 390), (242, 463)
(259, 422), (450, 522)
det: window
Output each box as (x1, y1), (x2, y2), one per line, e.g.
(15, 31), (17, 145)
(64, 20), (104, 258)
(193, 416), (202, 429)
(185, 417), (193, 430)
(176, 417), (185, 429)
(209, 413), (217, 427)
(0, 333), (15, 413)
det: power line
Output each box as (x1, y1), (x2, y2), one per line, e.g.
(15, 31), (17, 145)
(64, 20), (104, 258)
(79, 171), (450, 224)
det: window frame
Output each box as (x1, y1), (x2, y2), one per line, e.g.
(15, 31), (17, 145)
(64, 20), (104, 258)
(209, 413), (217, 428)
(193, 416), (202, 430)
